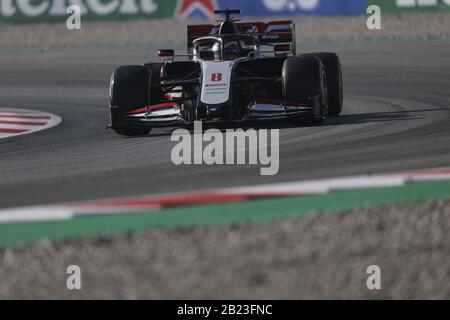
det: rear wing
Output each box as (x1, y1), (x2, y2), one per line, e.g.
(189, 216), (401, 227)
(187, 20), (296, 54)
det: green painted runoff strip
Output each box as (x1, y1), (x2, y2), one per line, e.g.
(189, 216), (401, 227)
(1, 180), (450, 247)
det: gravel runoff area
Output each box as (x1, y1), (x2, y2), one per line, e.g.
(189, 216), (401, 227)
(0, 198), (449, 299)
(1, 12), (450, 48)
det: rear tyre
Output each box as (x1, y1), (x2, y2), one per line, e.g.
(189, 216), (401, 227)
(301, 52), (343, 117)
(109, 64), (161, 136)
(282, 55), (327, 125)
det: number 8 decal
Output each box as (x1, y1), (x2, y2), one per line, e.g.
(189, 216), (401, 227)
(211, 73), (222, 82)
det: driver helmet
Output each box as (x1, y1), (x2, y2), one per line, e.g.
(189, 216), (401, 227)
(223, 41), (240, 60)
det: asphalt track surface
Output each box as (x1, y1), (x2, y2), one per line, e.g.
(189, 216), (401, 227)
(0, 41), (450, 209)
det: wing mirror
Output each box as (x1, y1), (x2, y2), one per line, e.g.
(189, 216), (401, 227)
(158, 49), (174, 57)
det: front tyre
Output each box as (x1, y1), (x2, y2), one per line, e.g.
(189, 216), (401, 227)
(109, 65), (154, 136)
(302, 52), (343, 117)
(282, 55), (328, 125)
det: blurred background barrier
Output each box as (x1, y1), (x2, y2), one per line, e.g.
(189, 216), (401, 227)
(0, 0), (449, 23)
(196, 0), (367, 18)
(3, 0), (449, 23)
(0, 0), (367, 23)
(369, 0), (450, 13)
(0, 0), (176, 22)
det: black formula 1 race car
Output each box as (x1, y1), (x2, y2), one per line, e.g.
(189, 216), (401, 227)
(108, 9), (343, 136)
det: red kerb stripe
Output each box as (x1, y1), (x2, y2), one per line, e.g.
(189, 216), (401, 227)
(0, 114), (51, 120)
(0, 120), (47, 126)
(75, 193), (250, 209)
(0, 128), (28, 133)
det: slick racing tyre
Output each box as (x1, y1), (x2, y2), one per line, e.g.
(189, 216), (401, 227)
(109, 64), (162, 136)
(282, 55), (328, 125)
(302, 52), (343, 117)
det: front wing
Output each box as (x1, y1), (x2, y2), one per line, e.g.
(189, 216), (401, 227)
(111, 96), (321, 129)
